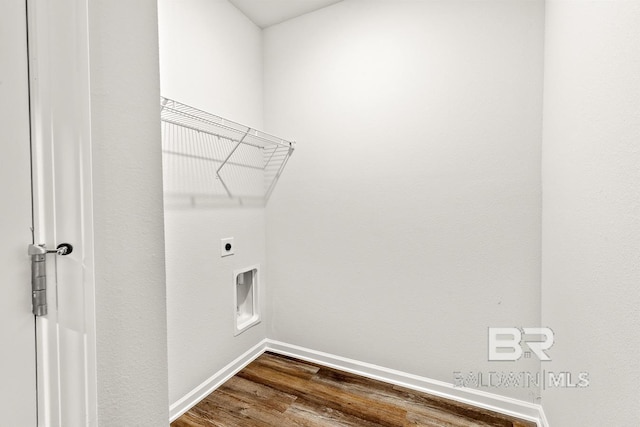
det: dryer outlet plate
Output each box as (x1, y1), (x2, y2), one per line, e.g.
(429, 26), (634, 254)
(221, 237), (234, 257)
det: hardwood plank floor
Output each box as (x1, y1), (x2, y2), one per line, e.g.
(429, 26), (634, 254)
(171, 352), (536, 427)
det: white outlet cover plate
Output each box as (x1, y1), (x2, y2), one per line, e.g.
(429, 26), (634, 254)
(221, 237), (234, 257)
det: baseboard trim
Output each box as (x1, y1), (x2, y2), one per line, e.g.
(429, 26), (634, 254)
(170, 338), (548, 426)
(169, 340), (267, 422)
(265, 339), (547, 427)
(538, 406), (550, 427)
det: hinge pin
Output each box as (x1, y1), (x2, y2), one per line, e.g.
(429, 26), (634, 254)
(28, 243), (73, 316)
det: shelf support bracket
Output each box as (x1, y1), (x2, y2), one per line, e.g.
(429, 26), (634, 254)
(216, 128), (251, 198)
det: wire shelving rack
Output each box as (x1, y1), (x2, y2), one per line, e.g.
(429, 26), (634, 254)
(160, 97), (295, 206)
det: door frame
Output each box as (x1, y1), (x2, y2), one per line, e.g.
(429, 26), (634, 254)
(26, 0), (98, 425)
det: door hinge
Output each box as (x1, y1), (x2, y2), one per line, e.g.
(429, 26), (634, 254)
(28, 243), (73, 316)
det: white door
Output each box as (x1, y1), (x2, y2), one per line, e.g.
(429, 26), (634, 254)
(0, 1), (97, 425)
(27, 0), (98, 425)
(0, 1), (38, 425)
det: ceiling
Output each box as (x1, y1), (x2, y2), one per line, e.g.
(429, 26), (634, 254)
(228, 0), (343, 28)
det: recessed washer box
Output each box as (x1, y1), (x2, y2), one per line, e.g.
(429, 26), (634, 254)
(234, 265), (260, 335)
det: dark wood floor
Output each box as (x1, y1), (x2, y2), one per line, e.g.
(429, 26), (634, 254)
(172, 352), (536, 427)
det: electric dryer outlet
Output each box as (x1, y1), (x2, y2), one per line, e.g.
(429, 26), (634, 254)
(221, 237), (234, 257)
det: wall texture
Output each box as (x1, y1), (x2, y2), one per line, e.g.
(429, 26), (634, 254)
(541, 0), (640, 425)
(158, 0), (268, 405)
(87, 0), (169, 425)
(264, 0), (544, 401)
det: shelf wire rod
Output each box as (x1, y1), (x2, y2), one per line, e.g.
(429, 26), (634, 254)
(201, 134), (211, 194)
(213, 134), (227, 195)
(195, 125), (206, 194)
(169, 122), (176, 193)
(265, 146), (294, 202)
(180, 125), (189, 194)
(236, 144), (248, 199)
(263, 144), (279, 171)
(198, 130), (209, 193)
(169, 122), (178, 193)
(265, 148), (288, 175)
(235, 143), (246, 195)
(204, 133), (215, 194)
(188, 126), (198, 194)
(204, 132), (219, 194)
(169, 121), (177, 193)
(174, 123), (183, 194)
(160, 118), (270, 150)
(216, 128), (250, 198)
(188, 127), (197, 193)
(240, 141), (256, 197)
(183, 125), (193, 195)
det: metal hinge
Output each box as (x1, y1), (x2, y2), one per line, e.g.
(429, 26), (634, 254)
(28, 243), (73, 316)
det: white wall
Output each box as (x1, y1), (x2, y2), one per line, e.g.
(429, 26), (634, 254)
(87, 0), (169, 425)
(541, 1), (640, 425)
(158, 0), (262, 124)
(264, 0), (544, 401)
(157, 0), (268, 405)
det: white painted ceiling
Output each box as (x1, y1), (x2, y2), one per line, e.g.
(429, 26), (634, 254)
(228, 0), (343, 28)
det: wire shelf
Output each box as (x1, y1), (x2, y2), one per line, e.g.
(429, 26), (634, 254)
(160, 97), (295, 206)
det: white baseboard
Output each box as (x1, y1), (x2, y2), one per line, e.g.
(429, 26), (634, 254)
(538, 406), (550, 427)
(170, 338), (548, 426)
(169, 340), (267, 422)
